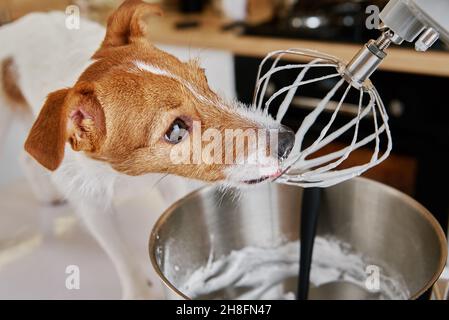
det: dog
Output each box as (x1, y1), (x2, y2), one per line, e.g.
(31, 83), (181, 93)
(0, 0), (295, 298)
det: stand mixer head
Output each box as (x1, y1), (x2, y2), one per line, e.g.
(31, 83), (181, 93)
(265, 0), (449, 187)
(345, 0), (449, 87)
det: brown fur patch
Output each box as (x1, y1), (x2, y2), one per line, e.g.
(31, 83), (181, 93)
(2, 57), (28, 108)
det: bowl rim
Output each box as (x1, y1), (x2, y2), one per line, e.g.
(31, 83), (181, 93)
(148, 177), (448, 300)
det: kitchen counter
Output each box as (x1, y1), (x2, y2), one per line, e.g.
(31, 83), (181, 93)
(147, 11), (449, 78)
(6, 1), (449, 77)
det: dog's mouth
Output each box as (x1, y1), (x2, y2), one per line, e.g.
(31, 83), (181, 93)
(242, 176), (270, 185)
(241, 171), (283, 185)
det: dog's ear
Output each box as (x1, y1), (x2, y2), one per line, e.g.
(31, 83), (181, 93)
(25, 89), (70, 171)
(25, 84), (106, 171)
(65, 83), (107, 155)
(93, 0), (162, 57)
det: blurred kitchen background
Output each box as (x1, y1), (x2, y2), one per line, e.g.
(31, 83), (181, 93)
(0, 0), (448, 299)
(2, 0), (449, 229)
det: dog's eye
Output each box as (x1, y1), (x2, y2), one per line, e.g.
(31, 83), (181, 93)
(165, 118), (189, 144)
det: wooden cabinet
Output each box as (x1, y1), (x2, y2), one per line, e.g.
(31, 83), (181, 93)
(2, 0), (72, 21)
(314, 142), (418, 195)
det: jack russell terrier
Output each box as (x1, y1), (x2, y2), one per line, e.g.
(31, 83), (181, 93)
(0, 0), (295, 298)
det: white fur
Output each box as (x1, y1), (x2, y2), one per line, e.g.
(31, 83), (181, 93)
(20, 151), (65, 204)
(134, 60), (224, 109)
(0, 12), (199, 299)
(133, 61), (173, 77)
(224, 155), (280, 185)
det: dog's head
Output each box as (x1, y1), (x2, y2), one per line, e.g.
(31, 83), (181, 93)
(25, 0), (295, 186)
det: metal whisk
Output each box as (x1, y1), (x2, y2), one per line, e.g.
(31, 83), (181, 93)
(256, 0), (449, 188)
(254, 47), (392, 188)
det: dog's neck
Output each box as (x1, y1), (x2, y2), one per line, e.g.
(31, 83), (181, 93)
(52, 146), (168, 205)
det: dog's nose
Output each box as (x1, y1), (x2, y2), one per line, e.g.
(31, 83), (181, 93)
(277, 126), (295, 160)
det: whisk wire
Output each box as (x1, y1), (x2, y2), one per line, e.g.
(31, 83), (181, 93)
(300, 89), (364, 178)
(256, 49), (392, 187)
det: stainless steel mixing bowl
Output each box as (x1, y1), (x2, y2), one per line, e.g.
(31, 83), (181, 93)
(149, 177), (447, 300)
